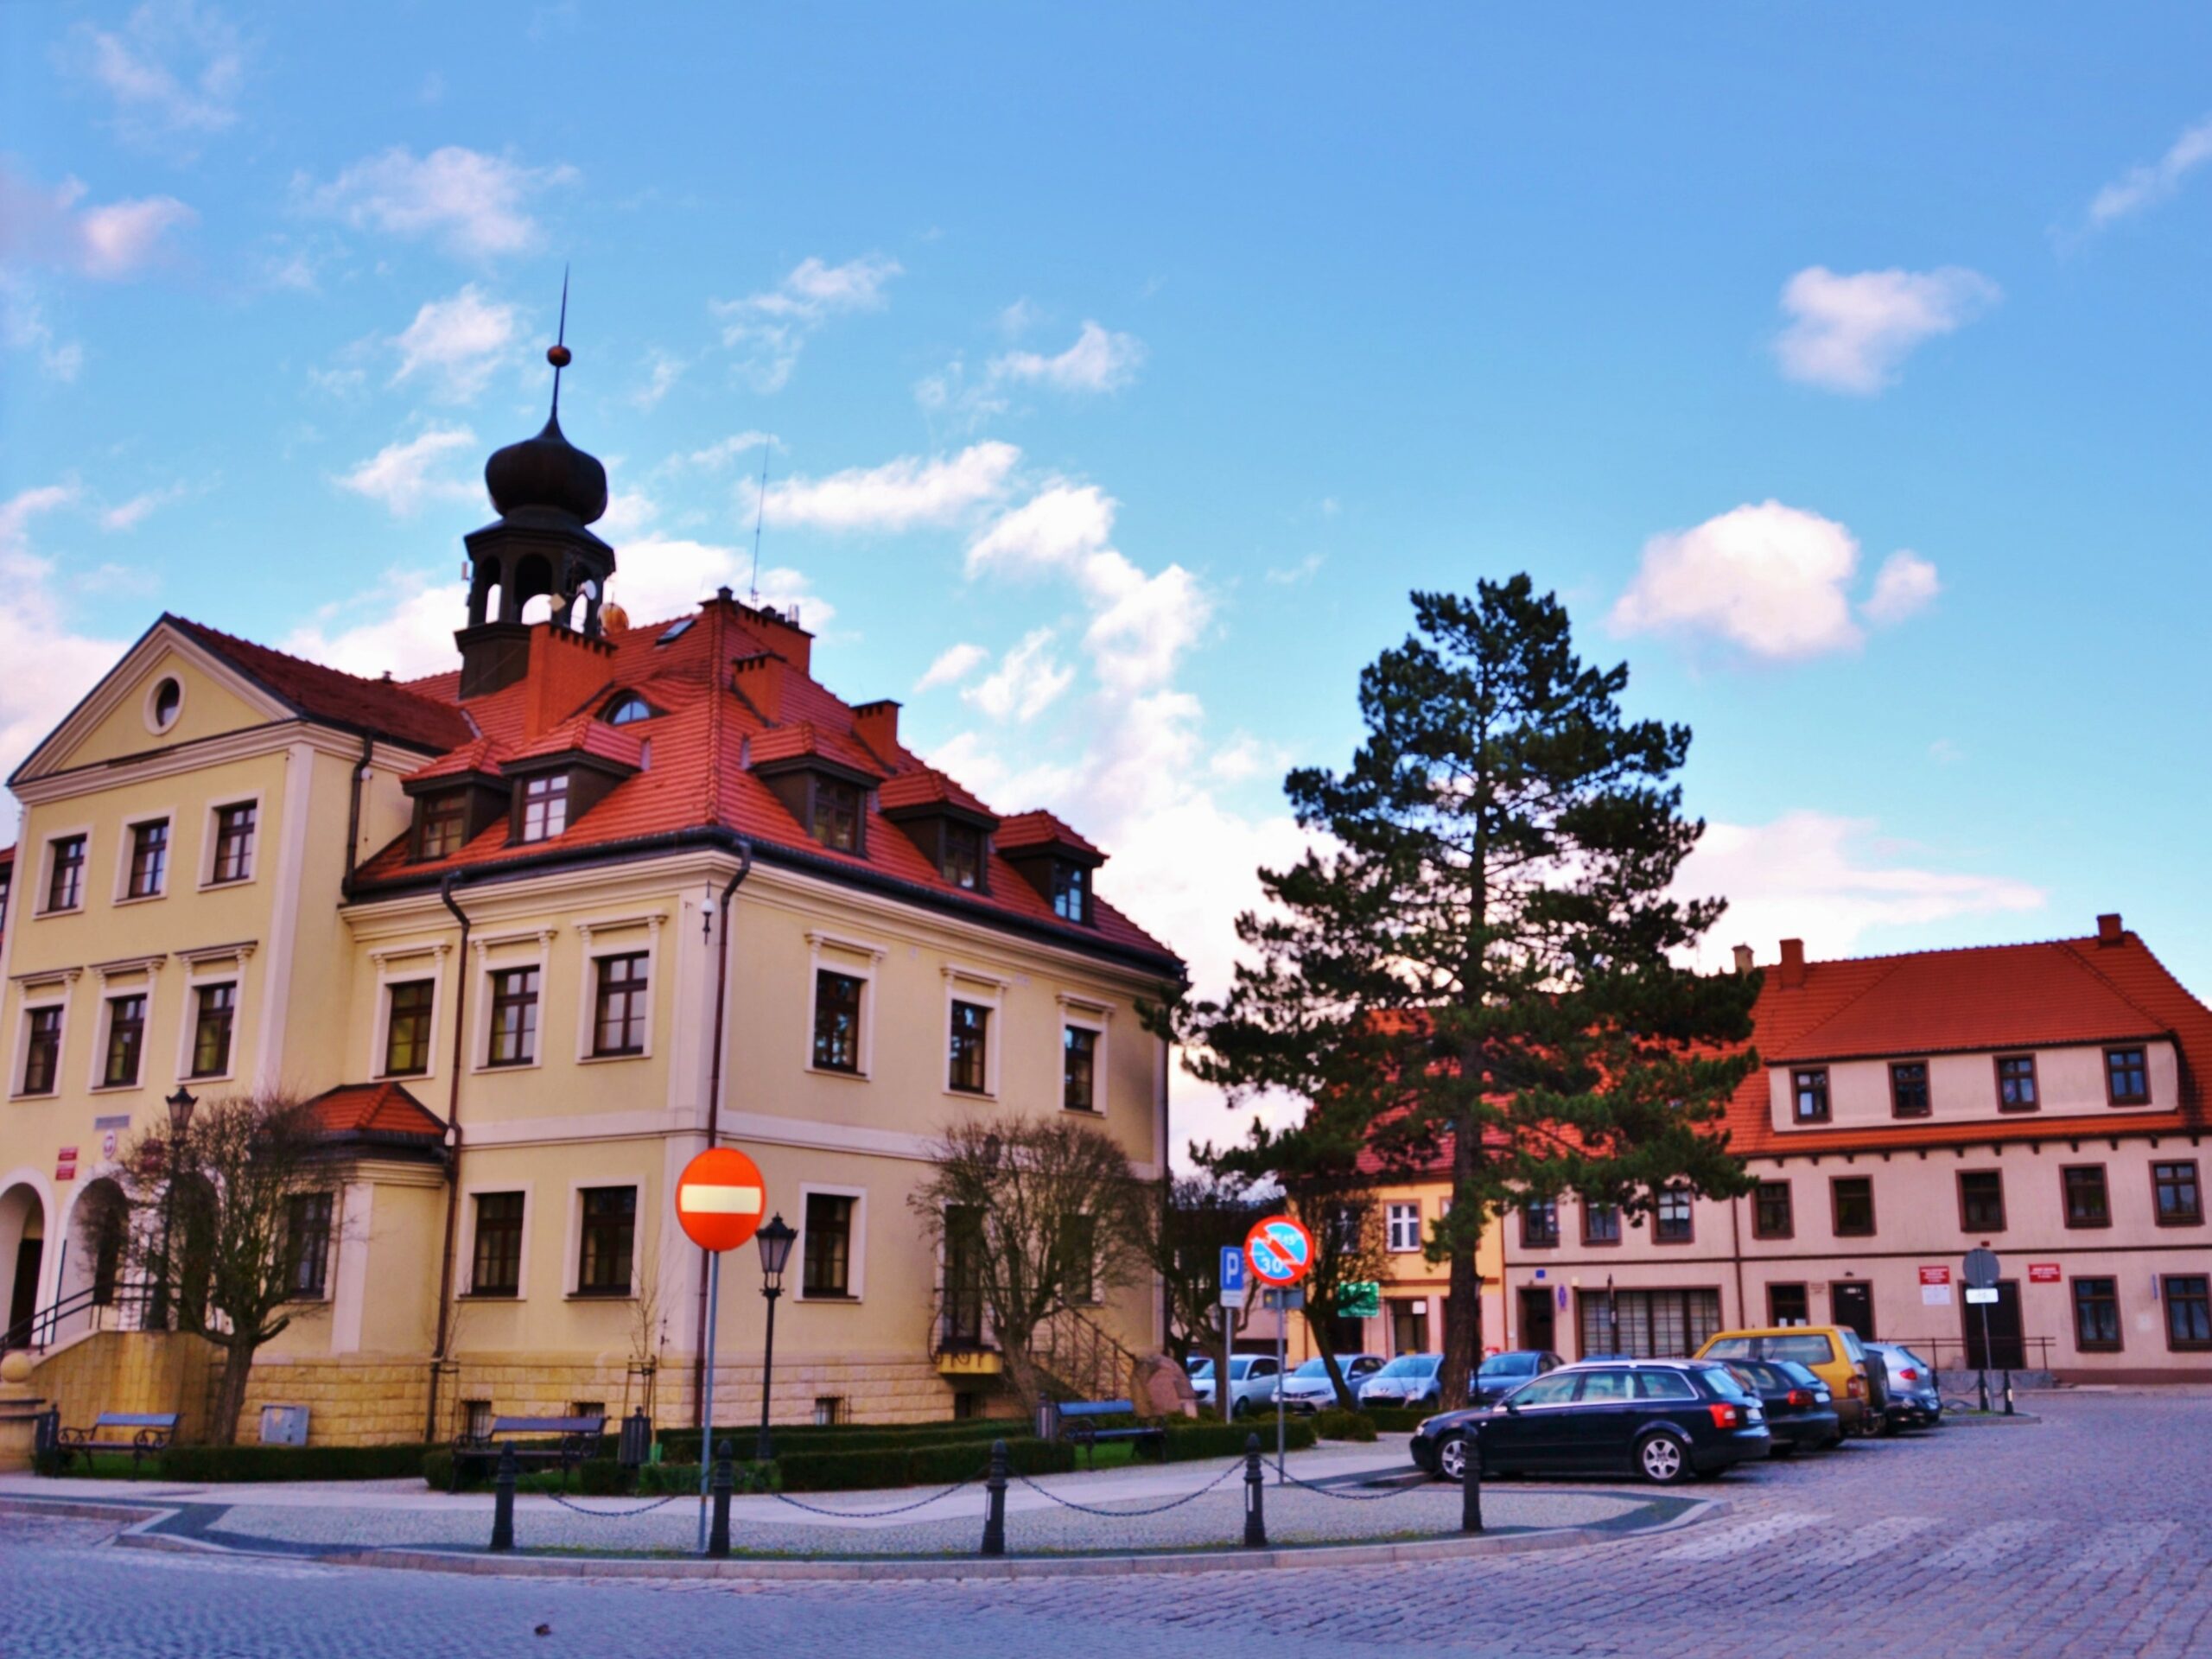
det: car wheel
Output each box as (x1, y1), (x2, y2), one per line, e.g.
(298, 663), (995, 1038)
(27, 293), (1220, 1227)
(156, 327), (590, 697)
(1769, 1442), (1796, 1459)
(1230, 1396), (1249, 1420)
(1436, 1433), (1475, 1484)
(1636, 1431), (1692, 1485)
(1818, 1433), (1844, 1451)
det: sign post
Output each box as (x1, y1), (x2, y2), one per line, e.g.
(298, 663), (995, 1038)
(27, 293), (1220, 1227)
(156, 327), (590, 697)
(1246, 1216), (1314, 1485)
(1962, 1247), (2001, 1414)
(1217, 1246), (1247, 1427)
(676, 1146), (768, 1554)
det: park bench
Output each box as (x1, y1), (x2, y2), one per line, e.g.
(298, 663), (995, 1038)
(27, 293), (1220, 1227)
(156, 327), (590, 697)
(54, 1410), (180, 1475)
(449, 1414), (607, 1491)
(1054, 1399), (1166, 1466)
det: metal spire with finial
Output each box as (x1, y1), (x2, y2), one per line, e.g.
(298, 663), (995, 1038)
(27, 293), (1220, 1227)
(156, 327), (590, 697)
(547, 264), (572, 420)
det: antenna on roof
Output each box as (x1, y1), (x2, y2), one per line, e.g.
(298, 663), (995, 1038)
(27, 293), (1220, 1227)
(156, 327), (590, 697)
(747, 439), (770, 607)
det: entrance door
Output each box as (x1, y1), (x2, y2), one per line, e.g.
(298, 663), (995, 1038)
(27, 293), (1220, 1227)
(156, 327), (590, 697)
(1518, 1286), (1556, 1355)
(1961, 1281), (2025, 1369)
(5, 1236), (41, 1348)
(1831, 1281), (1876, 1342)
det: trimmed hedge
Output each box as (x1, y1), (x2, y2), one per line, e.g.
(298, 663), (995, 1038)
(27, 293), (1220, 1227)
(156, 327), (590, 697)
(1311, 1408), (1379, 1443)
(47, 1442), (435, 1484)
(1160, 1419), (1316, 1462)
(658, 1418), (1014, 1464)
(776, 1435), (1073, 1493)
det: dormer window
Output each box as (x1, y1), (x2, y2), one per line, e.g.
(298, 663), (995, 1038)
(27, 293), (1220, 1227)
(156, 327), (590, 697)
(604, 692), (654, 726)
(944, 822), (984, 890)
(520, 773), (569, 842)
(419, 791), (470, 860)
(1051, 861), (1090, 924)
(810, 779), (862, 853)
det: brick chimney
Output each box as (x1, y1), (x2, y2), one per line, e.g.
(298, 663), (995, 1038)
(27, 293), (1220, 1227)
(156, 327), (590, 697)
(1732, 944), (1755, 975)
(2096, 912), (2124, 946)
(852, 699), (900, 760)
(1778, 938), (1808, 990)
(741, 599), (812, 677)
(731, 651), (788, 722)
(523, 624), (617, 740)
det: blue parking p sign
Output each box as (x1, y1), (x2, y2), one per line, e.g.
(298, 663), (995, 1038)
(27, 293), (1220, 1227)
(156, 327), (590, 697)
(1219, 1245), (1247, 1308)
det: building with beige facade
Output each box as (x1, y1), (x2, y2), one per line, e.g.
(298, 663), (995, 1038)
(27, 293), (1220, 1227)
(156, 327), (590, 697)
(0, 366), (1185, 1445)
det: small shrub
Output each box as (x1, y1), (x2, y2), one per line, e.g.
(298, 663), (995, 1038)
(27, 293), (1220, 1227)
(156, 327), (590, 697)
(1160, 1419), (1317, 1462)
(1312, 1408), (1378, 1442)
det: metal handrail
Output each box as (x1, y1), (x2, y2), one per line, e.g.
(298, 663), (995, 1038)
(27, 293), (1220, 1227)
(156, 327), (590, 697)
(1886, 1334), (2057, 1371)
(2, 1281), (159, 1354)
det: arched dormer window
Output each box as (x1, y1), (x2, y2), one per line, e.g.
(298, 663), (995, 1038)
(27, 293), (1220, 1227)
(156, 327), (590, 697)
(603, 692), (654, 726)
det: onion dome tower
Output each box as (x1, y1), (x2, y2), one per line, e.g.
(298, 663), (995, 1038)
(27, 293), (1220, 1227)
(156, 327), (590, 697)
(455, 273), (618, 697)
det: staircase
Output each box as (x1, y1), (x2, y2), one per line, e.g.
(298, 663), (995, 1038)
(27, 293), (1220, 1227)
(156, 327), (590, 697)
(1029, 1300), (1141, 1403)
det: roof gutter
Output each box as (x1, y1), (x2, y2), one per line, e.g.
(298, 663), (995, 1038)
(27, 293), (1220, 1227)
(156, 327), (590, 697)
(422, 868), (474, 1445)
(691, 838), (754, 1444)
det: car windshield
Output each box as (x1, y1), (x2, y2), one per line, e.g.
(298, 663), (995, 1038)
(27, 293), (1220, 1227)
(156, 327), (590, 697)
(1376, 1355), (1439, 1378)
(1479, 1354), (1535, 1377)
(1228, 1357), (1256, 1378)
(1291, 1358), (1334, 1379)
(1189, 1360), (1213, 1378)
(1900, 1348), (1936, 1374)
(1701, 1364), (1754, 1401)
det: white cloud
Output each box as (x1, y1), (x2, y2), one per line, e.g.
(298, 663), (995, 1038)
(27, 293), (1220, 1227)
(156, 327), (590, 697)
(1207, 733), (1279, 783)
(282, 569), (470, 681)
(0, 274), (84, 381)
(62, 1), (245, 149)
(1676, 810), (2044, 971)
(964, 628), (1075, 722)
(1775, 266), (1999, 394)
(631, 348), (687, 410)
(389, 285), (519, 401)
(1611, 499), (1939, 662)
(1863, 550), (1941, 626)
(334, 426), (480, 517)
(763, 442), (1019, 532)
(1266, 553), (1325, 586)
(99, 484), (188, 531)
(710, 253), (900, 391)
(915, 641), (988, 692)
(2088, 113), (2212, 228)
(989, 321), (1146, 394)
(0, 165), (196, 279)
(663, 431), (779, 474)
(295, 146), (575, 260)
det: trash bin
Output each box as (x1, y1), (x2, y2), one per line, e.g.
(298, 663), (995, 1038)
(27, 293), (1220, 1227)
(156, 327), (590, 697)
(259, 1404), (309, 1446)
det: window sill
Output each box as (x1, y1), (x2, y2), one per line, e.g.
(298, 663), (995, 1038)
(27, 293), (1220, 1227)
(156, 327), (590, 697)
(89, 1081), (144, 1095)
(566, 1291), (637, 1303)
(113, 893), (168, 908)
(35, 907), (85, 920)
(806, 1065), (868, 1082)
(376, 1071), (435, 1084)
(2154, 1217), (2207, 1229)
(1996, 1103), (2040, 1115)
(475, 1060), (543, 1075)
(2107, 1099), (2154, 1109)
(1653, 1237), (1695, 1247)
(2167, 1341), (2212, 1354)
(797, 1293), (861, 1305)
(1581, 1237), (1624, 1249)
(945, 1087), (996, 1102)
(459, 1292), (522, 1302)
(2063, 1221), (2113, 1231)
(1751, 1233), (1796, 1244)
(185, 1071), (236, 1085)
(10, 1091), (60, 1102)
(578, 1051), (649, 1066)
(197, 877), (257, 893)
(1060, 1103), (1100, 1116)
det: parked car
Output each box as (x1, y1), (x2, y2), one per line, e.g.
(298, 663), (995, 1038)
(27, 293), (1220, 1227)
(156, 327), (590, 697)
(1190, 1354), (1283, 1417)
(1694, 1326), (1888, 1433)
(1357, 1352), (1445, 1409)
(1865, 1342), (1943, 1430)
(1719, 1357), (1842, 1453)
(1271, 1354), (1385, 1413)
(1473, 1350), (1566, 1404)
(1411, 1358), (1770, 1486)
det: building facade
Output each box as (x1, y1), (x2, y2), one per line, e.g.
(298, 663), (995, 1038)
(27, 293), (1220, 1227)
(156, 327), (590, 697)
(1485, 926), (2211, 1382)
(0, 368), (1184, 1443)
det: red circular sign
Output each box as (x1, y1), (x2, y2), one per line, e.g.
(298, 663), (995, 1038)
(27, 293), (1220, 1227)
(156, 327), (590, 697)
(675, 1147), (768, 1252)
(1244, 1216), (1314, 1287)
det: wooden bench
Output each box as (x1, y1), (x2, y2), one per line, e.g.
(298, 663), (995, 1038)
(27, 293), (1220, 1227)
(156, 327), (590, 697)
(450, 1414), (607, 1491)
(55, 1411), (180, 1475)
(1056, 1399), (1166, 1466)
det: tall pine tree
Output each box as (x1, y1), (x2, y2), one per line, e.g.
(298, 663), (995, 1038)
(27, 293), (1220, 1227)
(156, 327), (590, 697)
(1176, 578), (1760, 1408)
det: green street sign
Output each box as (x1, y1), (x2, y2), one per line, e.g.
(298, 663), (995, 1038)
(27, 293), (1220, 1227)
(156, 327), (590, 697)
(1338, 1280), (1381, 1320)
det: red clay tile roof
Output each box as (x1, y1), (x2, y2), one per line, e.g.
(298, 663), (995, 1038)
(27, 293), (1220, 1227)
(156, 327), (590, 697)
(877, 766), (996, 820)
(505, 715), (644, 770)
(341, 599), (1179, 973)
(306, 1082), (446, 1141)
(406, 735), (510, 784)
(168, 616), (476, 753)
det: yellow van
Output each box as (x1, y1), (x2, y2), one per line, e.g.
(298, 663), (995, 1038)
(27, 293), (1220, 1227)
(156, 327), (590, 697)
(1694, 1327), (1885, 1435)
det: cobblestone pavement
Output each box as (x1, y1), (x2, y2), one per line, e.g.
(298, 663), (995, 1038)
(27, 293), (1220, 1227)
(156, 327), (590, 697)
(4, 1392), (2209, 1658)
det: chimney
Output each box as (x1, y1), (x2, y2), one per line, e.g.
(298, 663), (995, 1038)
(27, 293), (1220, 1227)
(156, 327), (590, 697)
(523, 623), (617, 740)
(1778, 938), (1808, 990)
(2096, 912), (2124, 946)
(741, 598), (812, 677)
(1732, 944), (1755, 975)
(852, 699), (900, 760)
(731, 652), (788, 722)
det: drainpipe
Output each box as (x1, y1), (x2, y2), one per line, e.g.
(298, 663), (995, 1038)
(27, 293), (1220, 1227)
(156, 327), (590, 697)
(340, 734), (374, 898)
(422, 870), (474, 1445)
(690, 842), (754, 1442)
(1729, 1186), (1749, 1329)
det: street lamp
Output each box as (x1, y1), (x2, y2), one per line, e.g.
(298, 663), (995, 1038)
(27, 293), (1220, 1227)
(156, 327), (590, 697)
(753, 1213), (797, 1462)
(155, 1087), (197, 1331)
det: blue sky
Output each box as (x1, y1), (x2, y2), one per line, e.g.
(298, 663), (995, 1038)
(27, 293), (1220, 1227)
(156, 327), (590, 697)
(6, 4), (2212, 1145)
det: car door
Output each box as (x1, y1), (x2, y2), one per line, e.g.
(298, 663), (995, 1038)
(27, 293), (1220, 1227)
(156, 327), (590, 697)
(1559, 1368), (1643, 1471)
(1245, 1357), (1279, 1408)
(1486, 1371), (1583, 1471)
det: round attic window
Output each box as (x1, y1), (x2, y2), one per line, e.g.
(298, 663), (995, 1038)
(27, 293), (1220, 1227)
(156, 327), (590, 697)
(147, 676), (184, 734)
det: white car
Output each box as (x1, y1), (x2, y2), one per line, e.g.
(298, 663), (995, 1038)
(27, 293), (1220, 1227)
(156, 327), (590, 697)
(1271, 1354), (1386, 1413)
(1190, 1354), (1284, 1417)
(1357, 1352), (1445, 1409)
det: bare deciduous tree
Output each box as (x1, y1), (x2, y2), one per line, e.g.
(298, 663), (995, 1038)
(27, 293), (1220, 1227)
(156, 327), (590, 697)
(1281, 1168), (1389, 1409)
(1139, 1172), (1267, 1374)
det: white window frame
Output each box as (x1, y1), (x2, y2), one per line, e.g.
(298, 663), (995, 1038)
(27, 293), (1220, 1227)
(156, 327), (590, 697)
(86, 960), (162, 1094)
(575, 915), (664, 1064)
(461, 1181), (536, 1300)
(199, 793), (265, 889)
(565, 1178), (642, 1300)
(173, 944), (255, 1085)
(472, 929), (556, 1074)
(111, 807), (177, 906)
(805, 931), (885, 1080)
(942, 963), (1007, 1101)
(368, 943), (450, 1082)
(1387, 1200), (1422, 1254)
(1055, 993), (1111, 1116)
(36, 824), (94, 917)
(10, 972), (77, 1097)
(795, 1182), (868, 1303)
(142, 671), (187, 735)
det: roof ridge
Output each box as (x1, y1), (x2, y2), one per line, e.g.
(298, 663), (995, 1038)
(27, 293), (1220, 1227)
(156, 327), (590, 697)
(2044, 937), (2177, 1036)
(171, 614), (463, 718)
(1770, 954), (1907, 1050)
(1792, 932), (2107, 969)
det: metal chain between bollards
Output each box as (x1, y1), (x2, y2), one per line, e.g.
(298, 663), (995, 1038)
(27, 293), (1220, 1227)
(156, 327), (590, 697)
(771, 1468), (990, 1518)
(546, 1493), (685, 1518)
(1008, 1452), (1247, 1517)
(1276, 1466), (1438, 1503)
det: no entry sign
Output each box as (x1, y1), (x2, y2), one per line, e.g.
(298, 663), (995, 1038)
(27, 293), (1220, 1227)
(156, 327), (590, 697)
(675, 1146), (767, 1252)
(1244, 1215), (1313, 1287)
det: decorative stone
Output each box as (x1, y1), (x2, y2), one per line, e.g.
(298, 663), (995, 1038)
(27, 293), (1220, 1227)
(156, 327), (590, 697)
(1132, 1352), (1200, 1419)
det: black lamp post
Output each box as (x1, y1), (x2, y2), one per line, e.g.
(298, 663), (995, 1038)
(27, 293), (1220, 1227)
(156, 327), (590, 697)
(154, 1086), (197, 1330)
(753, 1213), (797, 1462)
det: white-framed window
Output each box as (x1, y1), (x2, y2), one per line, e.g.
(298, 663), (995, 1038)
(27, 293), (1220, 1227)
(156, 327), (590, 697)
(797, 1184), (868, 1302)
(568, 1180), (640, 1299)
(13, 981), (73, 1097)
(1387, 1201), (1422, 1254)
(805, 931), (884, 1079)
(464, 1185), (533, 1300)
(173, 944), (254, 1084)
(87, 965), (159, 1092)
(943, 965), (1007, 1099)
(39, 827), (92, 915)
(1056, 995), (1111, 1115)
(368, 944), (448, 1080)
(201, 795), (263, 888)
(575, 917), (663, 1064)
(470, 931), (554, 1073)
(112, 810), (176, 904)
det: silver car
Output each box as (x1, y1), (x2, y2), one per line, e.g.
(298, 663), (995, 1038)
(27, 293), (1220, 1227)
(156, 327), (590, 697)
(1357, 1352), (1445, 1409)
(1270, 1354), (1385, 1413)
(1190, 1354), (1284, 1417)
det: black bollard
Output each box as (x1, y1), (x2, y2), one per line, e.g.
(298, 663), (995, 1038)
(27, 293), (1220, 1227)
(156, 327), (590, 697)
(1243, 1433), (1267, 1549)
(1459, 1437), (1484, 1535)
(489, 1442), (517, 1554)
(1976, 1368), (1989, 1414)
(707, 1440), (734, 1559)
(981, 1438), (1008, 1557)
(2003, 1372), (2015, 1416)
